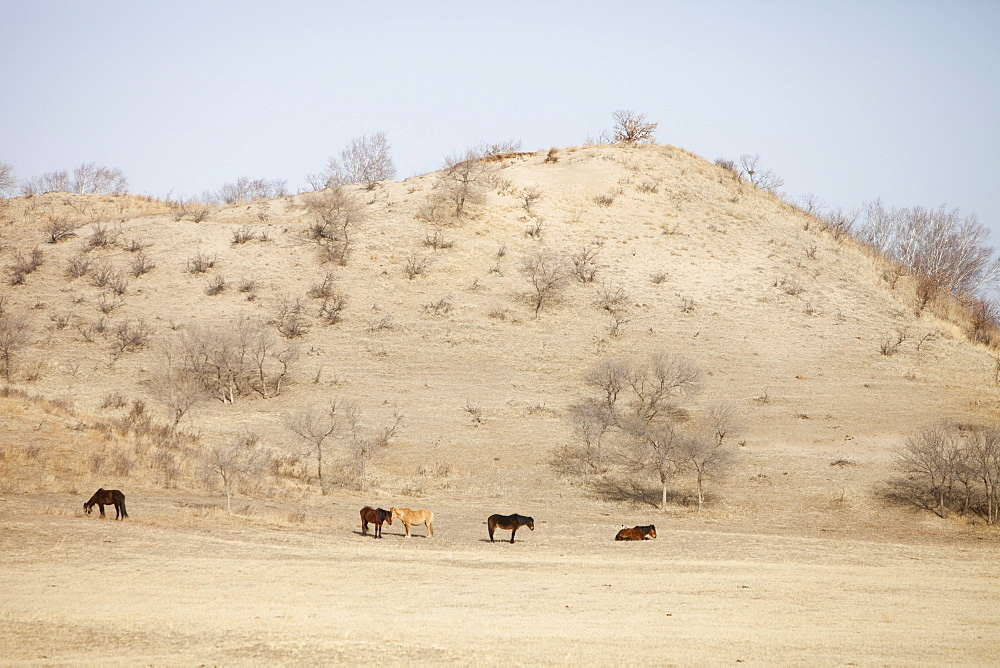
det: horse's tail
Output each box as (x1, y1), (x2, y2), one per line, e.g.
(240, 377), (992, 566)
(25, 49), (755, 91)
(121, 498), (128, 518)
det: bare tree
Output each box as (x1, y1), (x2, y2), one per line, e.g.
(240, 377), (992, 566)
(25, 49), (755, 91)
(859, 200), (1000, 298)
(71, 163), (128, 195)
(567, 398), (615, 475)
(612, 110), (658, 145)
(896, 425), (962, 517)
(678, 434), (735, 511)
(0, 163), (15, 198)
(585, 358), (630, 413)
(216, 177), (287, 205)
(621, 417), (681, 509)
(285, 402), (342, 493)
(968, 428), (1000, 525)
(20, 170), (70, 196)
(625, 352), (701, 423)
(203, 431), (266, 515)
(520, 252), (568, 317)
(344, 404), (402, 491)
(0, 306), (31, 381)
(435, 148), (495, 218)
(339, 132), (396, 190)
(737, 154), (784, 192)
(302, 186), (366, 265)
(705, 401), (743, 446)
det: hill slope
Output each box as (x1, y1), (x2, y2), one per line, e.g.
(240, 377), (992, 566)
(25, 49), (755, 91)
(0, 144), (997, 521)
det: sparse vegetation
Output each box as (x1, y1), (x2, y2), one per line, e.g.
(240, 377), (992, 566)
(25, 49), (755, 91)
(611, 110), (658, 145)
(520, 252), (568, 317)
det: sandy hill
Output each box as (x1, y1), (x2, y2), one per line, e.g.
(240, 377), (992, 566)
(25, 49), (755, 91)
(1, 144), (995, 504)
(1, 144), (999, 663)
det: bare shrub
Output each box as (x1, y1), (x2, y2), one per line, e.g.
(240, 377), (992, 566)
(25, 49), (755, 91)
(650, 271), (668, 285)
(737, 154), (784, 192)
(130, 252), (155, 277)
(879, 328), (908, 356)
(285, 402), (342, 493)
(273, 296), (308, 339)
(186, 252), (217, 274)
(524, 218), (544, 239)
(612, 110), (658, 145)
(593, 192), (616, 207)
(96, 292), (124, 315)
(205, 275), (226, 296)
(0, 308), (31, 380)
(544, 148), (559, 163)
(520, 185), (542, 213)
(335, 132), (397, 190)
(216, 177), (286, 205)
(8, 249), (43, 285)
(307, 272), (337, 300)
(434, 148), (496, 218)
(231, 225), (256, 245)
(113, 319), (151, 354)
(423, 230), (454, 250)
(404, 254), (432, 280)
(424, 295), (453, 317)
(344, 404), (401, 491)
(44, 218), (77, 244)
(87, 223), (118, 250)
(66, 256), (91, 279)
(203, 431), (266, 514)
(319, 294), (347, 325)
(822, 206), (859, 241)
(367, 313), (395, 333)
(520, 252), (568, 317)
(303, 186), (366, 266)
(571, 246), (600, 283)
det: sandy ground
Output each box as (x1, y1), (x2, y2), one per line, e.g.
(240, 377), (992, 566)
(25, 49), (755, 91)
(1, 493), (998, 666)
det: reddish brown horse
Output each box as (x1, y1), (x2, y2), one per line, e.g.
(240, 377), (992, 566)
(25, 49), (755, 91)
(360, 506), (392, 538)
(487, 513), (534, 543)
(615, 525), (657, 541)
(84, 489), (128, 520)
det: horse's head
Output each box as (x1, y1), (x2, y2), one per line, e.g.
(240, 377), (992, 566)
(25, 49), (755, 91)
(526, 517), (535, 531)
(383, 508), (393, 524)
(83, 502), (92, 515)
(647, 525), (656, 538)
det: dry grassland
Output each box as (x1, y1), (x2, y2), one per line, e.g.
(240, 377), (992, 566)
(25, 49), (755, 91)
(1, 145), (998, 664)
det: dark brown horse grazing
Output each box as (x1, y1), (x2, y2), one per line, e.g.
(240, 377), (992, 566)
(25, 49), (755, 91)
(84, 488), (127, 520)
(360, 506), (393, 538)
(487, 513), (534, 543)
(615, 525), (656, 541)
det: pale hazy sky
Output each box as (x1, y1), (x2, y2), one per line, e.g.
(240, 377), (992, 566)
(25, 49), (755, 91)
(2, 1), (998, 235)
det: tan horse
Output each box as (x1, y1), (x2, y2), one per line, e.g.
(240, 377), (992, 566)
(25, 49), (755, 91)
(390, 507), (434, 537)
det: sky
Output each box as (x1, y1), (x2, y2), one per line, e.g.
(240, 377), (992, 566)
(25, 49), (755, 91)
(1, 0), (998, 237)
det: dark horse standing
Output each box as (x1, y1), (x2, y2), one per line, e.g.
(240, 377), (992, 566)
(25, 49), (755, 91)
(84, 488), (127, 520)
(360, 506), (393, 538)
(487, 513), (534, 543)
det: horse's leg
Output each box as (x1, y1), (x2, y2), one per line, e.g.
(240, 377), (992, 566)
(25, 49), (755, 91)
(98, 504), (106, 518)
(362, 519), (368, 536)
(510, 527), (517, 544)
(404, 522), (411, 537)
(488, 524), (494, 542)
(427, 520), (433, 537)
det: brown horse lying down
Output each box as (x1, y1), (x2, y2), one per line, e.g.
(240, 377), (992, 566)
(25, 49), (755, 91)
(488, 513), (534, 543)
(391, 507), (434, 537)
(360, 506), (392, 538)
(84, 488), (128, 520)
(615, 525), (656, 541)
